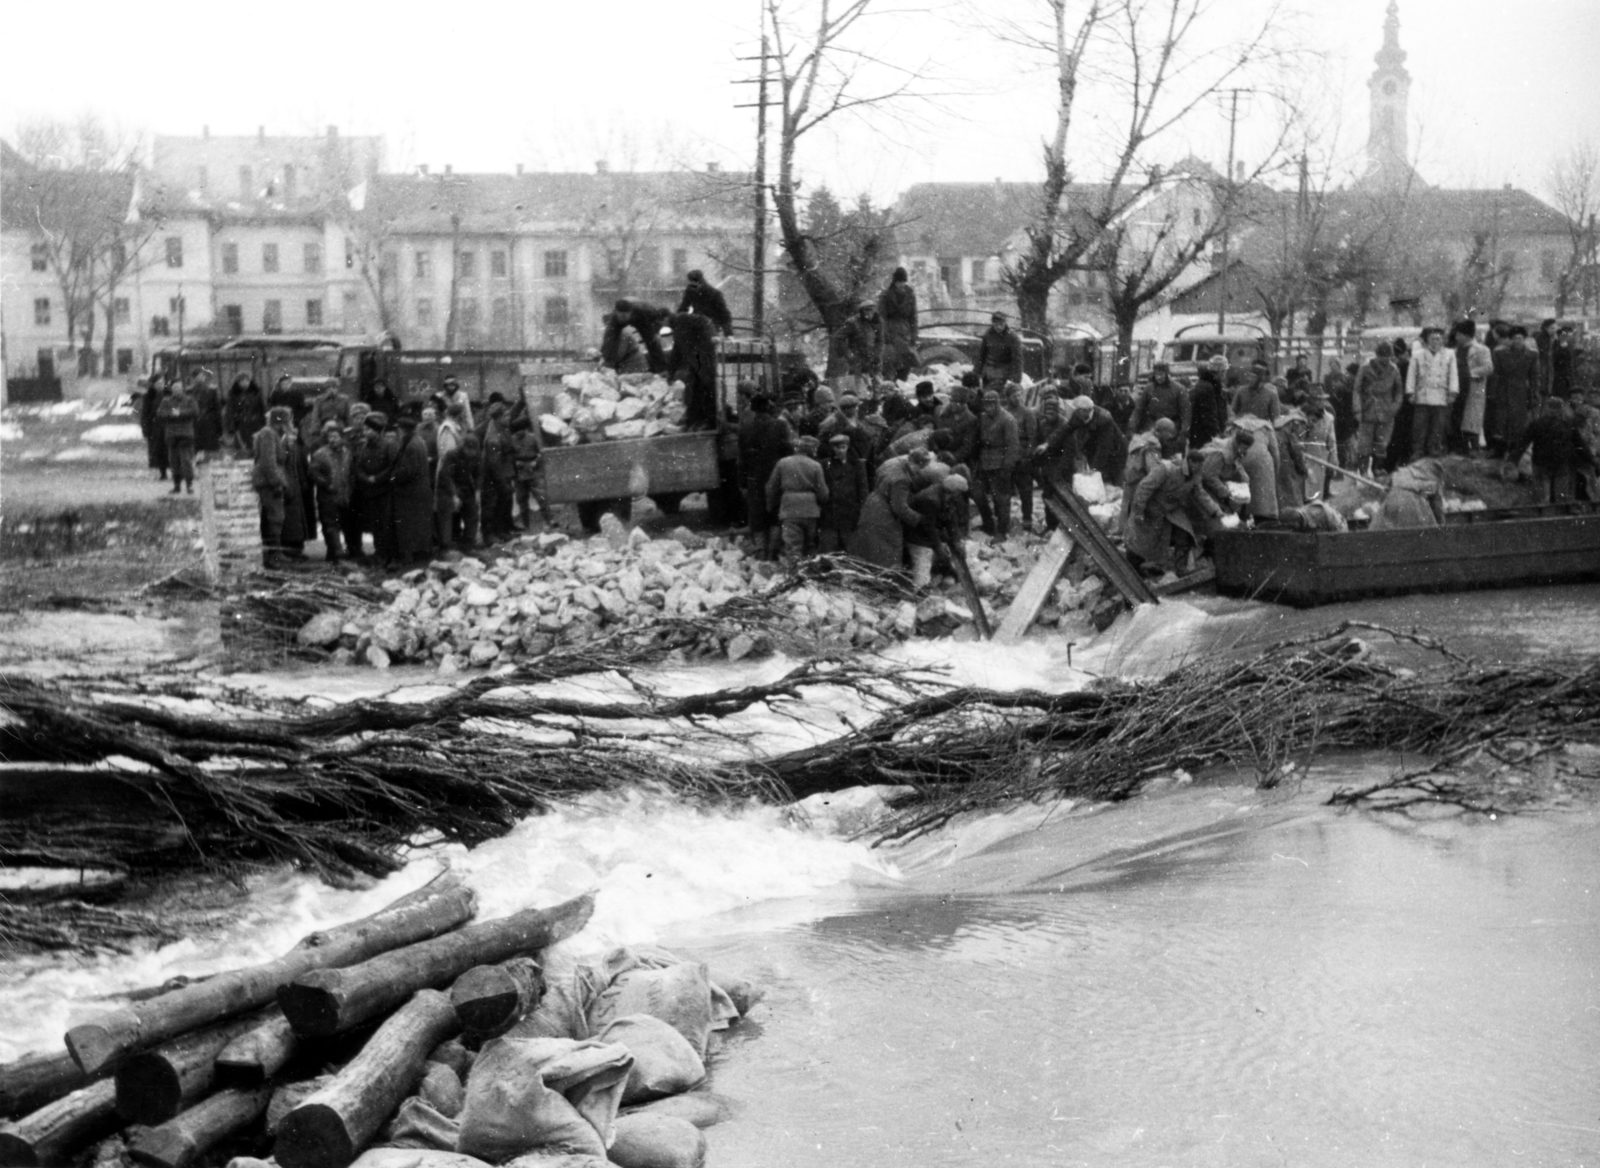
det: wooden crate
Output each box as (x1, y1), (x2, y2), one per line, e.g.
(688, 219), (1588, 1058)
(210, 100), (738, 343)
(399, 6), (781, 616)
(540, 433), (720, 504)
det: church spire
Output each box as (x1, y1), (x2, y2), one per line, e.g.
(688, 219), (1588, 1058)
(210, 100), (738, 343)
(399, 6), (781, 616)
(1366, 0), (1414, 187)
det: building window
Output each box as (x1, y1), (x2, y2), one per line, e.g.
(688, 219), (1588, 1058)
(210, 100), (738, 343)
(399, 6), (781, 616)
(459, 298), (480, 330)
(544, 296), (569, 325)
(939, 263), (954, 289)
(491, 250), (508, 278)
(306, 299), (324, 327)
(415, 250), (432, 279)
(458, 251), (476, 279)
(239, 166), (253, 199)
(671, 248), (689, 277)
(416, 298), (434, 328)
(283, 164), (297, 199)
(33, 298), (51, 326)
(30, 243), (48, 272)
(263, 300), (283, 334)
(36, 350), (55, 379)
(116, 348), (134, 374)
(544, 250), (567, 278)
(910, 259), (928, 276)
(165, 236), (184, 268)
(223, 305), (243, 334)
(304, 242), (322, 274)
(169, 296), (186, 316)
(151, 316), (170, 337)
(222, 242), (239, 274)
(262, 243), (280, 273)
(113, 297), (131, 324)
(492, 297), (510, 332)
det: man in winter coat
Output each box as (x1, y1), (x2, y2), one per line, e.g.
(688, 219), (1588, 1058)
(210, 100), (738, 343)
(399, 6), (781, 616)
(1453, 320), (1493, 453)
(676, 270), (733, 336)
(479, 402), (517, 542)
(1405, 327), (1459, 460)
(1129, 363), (1192, 445)
(817, 392), (875, 466)
(620, 301), (672, 374)
(436, 427), (482, 552)
(972, 389), (1020, 537)
(354, 413), (399, 565)
(936, 384), (981, 467)
(600, 312), (650, 374)
(390, 414), (435, 564)
(1513, 398), (1591, 504)
(223, 374), (266, 453)
(1489, 326), (1541, 458)
(739, 394), (793, 557)
(191, 372), (224, 457)
(1189, 358), (1232, 450)
(1004, 383), (1039, 529)
(1232, 426), (1279, 524)
(142, 378), (171, 479)
(307, 422), (352, 563)
(1352, 343), (1403, 473)
(975, 313), (1023, 390)
(667, 311), (719, 429)
(877, 267), (919, 380)
(1045, 396), (1126, 486)
(158, 380), (200, 495)
(1120, 418), (1177, 533)
(849, 448), (930, 569)
(1232, 362), (1282, 423)
(905, 474), (970, 589)
(766, 434), (830, 563)
(834, 304), (883, 388)
(821, 432), (869, 551)
(509, 416), (547, 530)
(308, 383), (352, 450)
(252, 407), (293, 565)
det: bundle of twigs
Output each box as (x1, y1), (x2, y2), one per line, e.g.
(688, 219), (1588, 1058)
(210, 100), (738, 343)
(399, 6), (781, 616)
(220, 570), (392, 663)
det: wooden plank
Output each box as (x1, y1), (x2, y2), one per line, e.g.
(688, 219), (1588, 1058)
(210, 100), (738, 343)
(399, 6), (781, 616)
(540, 433), (719, 504)
(1038, 471), (1159, 607)
(995, 531), (1074, 643)
(1152, 564), (1215, 597)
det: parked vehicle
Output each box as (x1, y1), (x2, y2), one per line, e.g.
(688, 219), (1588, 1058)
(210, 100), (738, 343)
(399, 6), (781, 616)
(1155, 325), (1273, 383)
(913, 314), (1053, 382)
(148, 335), (358, 404)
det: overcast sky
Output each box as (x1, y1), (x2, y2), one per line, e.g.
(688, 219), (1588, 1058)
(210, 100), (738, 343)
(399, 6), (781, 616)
(3, 0), (1595, 204)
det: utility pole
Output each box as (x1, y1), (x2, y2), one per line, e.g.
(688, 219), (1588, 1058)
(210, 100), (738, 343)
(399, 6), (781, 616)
(752, 16), (770, 334)
(1216, 88), (1242, 335)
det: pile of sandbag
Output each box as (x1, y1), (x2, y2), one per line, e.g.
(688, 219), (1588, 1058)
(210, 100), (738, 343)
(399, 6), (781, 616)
(541, 373), (686, 446)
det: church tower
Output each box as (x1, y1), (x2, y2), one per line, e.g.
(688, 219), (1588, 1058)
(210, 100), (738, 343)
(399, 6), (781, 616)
(1366, 0), (1413, 185)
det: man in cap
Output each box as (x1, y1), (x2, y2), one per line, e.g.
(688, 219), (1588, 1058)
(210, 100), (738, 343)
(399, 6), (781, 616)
(739, 393), (793, 558)
(821, 430), (869, 552)
(975, 312), (1023, 391)
(158, 377), (200, 495)
(1003, 383), (1040, 529)
(251, 406), (293, 566)
(936, 383), (980, 468)
(973, 388), (1020, 537)
(1232, 361), (1282, 423)
(1129, 362), (1191, 446)
(1039, 395), (1127, 487)
(668, 309), (719, 429)
(766, 433), (830, 564)
(443, 376), (474, 430)
(308, 421), (352, 563)
(676, 269), (734, 336)
(906, 473), (969, 589)
(1189, 355), (1232, 449)
(818, 390), (873, 464)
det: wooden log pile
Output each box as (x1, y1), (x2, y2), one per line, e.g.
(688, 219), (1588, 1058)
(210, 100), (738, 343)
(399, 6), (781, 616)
(0, 879), (595, 1168)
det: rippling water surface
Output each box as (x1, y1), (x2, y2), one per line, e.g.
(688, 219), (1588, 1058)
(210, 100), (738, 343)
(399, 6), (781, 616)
(677, 785), (1600, 1167)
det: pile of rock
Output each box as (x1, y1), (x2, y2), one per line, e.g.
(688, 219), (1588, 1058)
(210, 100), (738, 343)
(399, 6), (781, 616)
(540, 372), (686, 445)
(297, 518), (1125, 673)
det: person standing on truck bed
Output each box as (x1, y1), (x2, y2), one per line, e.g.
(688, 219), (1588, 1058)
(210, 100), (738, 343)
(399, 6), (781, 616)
(601, 310), (650, 374)
(677, 269), (733, 336)
(975, 312), (1023, 391)
(878, 267), (919, 381)
(621, 301), (672, 374)
(668, 311), (719, 429)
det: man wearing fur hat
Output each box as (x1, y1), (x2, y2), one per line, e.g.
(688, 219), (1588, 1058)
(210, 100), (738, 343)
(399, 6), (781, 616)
(251, 406), (294, 566)
(975, 312), (1023, 391)
(878, 266), (919, 380)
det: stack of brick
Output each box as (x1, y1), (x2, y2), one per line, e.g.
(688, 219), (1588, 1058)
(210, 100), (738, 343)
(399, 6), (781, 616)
(199, 457), (263, 583)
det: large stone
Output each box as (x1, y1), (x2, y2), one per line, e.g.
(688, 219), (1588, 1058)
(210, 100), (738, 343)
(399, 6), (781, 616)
(599, 512), (631, 550)
(893, 602), (918, 637)
(468, 641), (501, 667)
(371, 616), (405, 653)
(666, 526), (706, 550)
(364, 644), (391, 669)
(538, 531), (570, 551)
(463, 583), (498, 607)
(297, 610), (345, 648)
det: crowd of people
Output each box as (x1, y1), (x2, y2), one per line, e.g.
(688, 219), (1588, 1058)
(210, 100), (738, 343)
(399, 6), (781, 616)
(136, 291), (1593, 582)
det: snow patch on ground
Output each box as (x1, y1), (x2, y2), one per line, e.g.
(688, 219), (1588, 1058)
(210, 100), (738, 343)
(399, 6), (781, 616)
(80, 423), (145, 445)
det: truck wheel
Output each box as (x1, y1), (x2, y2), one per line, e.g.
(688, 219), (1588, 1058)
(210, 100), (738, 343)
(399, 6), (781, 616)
(576, 500), (607, 533)
(650, 492), (687, 515)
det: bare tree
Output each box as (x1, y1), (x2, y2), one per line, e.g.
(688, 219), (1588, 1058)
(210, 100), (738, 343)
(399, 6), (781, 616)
(1547, 139), (1598, 316)
(999, 0), (1295, 333)
(765, 0), (928, 339)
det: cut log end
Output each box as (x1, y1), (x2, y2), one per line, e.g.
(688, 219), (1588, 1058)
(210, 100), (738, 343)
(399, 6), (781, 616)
(64, 1015), (136, 1077)
(113, 1058), (181, 1126)
(0, 1131), (40, 1167)
(449, 959), (540, 1040)
(273, 1103), (353, 1168)
(126, 1127), (197, 1168)
(274, 982), (342, 1040)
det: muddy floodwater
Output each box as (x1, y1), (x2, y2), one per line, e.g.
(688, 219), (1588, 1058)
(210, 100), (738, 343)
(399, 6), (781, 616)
(673, 780), (1600, 1167)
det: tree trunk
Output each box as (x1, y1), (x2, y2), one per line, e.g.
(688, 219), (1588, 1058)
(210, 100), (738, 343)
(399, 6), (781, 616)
(114, 1012), (267, 1125)
(67, 873), (476, 1074)
(1014, 270), (1055, 336)
(0, 1080), (118, 1167)
(273, 990), (459, 1168)
(449, 957), (544, 1043)
(1114, 311), (1137, 387)
(126, 1086), (273, 1168)
(279, 894), (593, 1038)
(0, 1051), (89, 1121)
(102, 289), (118, 378)
(216, 1013), (298, 1087)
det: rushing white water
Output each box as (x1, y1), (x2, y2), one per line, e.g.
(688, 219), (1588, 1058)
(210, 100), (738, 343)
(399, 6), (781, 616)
(0, 790), (897, 1063)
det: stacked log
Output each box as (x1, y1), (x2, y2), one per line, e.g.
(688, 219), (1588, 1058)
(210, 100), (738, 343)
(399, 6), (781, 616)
(0, 888), (592, 1168)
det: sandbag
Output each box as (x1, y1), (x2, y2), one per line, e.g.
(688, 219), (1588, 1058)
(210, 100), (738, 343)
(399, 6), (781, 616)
(351, 1152), (494, 1168)
(503, 1153), (610, 1168)
(427, 1040), (474, 1081)
(456, 1036), (632, 1163)
(607, 1114), (706, 1168)
(587, 950), (739, 1058)
(420, 1062), (466, 1118)
(620, 1092), (731, 1130)
(598, 1015), (705, 1104)
(707, 972), (763, 1019)
(383, 1097), (461, 1151)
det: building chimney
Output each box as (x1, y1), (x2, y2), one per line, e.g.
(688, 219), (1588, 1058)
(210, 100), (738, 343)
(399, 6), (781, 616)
(444, 164), (452, 175)
(419, 163), (429, 176)
(327, 125), (338, 138)
(596, 160), (609, 175)
(202, 125), (210, 139)
(516, 163), (524, 176)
